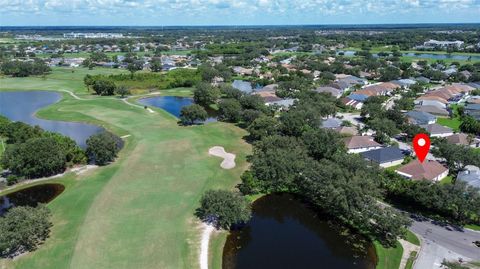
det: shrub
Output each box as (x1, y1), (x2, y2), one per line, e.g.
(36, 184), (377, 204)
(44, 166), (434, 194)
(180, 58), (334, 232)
(196, 190), (251, 230)
(0, 205), (52, 258)
(1, 137), (67, 178)
(86, 131), (122, 165)
(179, 104), (208, 125)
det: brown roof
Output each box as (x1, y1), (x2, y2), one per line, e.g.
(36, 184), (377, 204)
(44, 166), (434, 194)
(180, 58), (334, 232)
(334, 126), (358, 136)
(445, 133), (478, 146)
(343, 136), (381, 149)
(396, 160), (448, 181)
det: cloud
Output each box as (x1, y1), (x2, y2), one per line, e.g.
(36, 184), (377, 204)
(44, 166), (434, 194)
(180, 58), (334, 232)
(0, 0), (479, 25)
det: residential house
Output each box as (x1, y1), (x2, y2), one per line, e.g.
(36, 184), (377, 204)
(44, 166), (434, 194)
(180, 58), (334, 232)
(445, 133), (480, 148)
(419, 124), (454, 138)
(392, 79), (417, 88)
(465, 104), (480, 120)
(361, 147), (405, 168)
(457, 165), (480, 189)
(315, 86), (343, 98)
(395, 160), (449, 181)
(406, 111), (437, 125)
(333, 126), (359, 136)
(321, 118), (342, 129)
(341, 93), (369, 110)
(343, 136), (382, 153)
(414, 105), (450, 117)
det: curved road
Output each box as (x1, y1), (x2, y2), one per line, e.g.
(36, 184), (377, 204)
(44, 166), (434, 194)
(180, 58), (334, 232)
(411, 218), (480, 268)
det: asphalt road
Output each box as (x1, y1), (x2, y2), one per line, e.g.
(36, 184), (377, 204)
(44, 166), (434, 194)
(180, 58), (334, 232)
(411, 218), (480, 268)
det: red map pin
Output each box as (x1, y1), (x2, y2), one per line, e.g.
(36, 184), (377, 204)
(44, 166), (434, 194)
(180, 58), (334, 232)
(413, 133), (430, 163)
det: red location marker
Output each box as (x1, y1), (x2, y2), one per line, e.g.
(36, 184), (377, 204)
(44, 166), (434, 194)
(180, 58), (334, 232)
(413, 133), (430, 163)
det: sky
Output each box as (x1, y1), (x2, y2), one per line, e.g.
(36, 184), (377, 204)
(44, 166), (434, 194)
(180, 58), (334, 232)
(1, 0), (480, 26)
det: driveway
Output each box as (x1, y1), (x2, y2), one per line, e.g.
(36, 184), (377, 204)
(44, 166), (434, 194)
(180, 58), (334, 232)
(411, 218), (480, 268)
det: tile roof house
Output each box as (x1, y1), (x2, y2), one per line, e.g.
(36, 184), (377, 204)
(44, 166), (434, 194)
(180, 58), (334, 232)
(341, 96), (365, 110)
(465, 104), (480, 120)
(413, 105), (450, 117)
(419, 123), (454, 138)
(406, 111), (437, 125)
(321, 118), (343, 129)
(457, 165), (480, 189)
(333, 126), (359, 136)
(361, 147), (405, 168)
(315, 86), (343, 98)
(395, 160), (449, 181)
(445, 133), (480, 148)
(343, 136), (382, 153)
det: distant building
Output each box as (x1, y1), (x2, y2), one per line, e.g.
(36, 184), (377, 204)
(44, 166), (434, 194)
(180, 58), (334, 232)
(419, 124), (454, 138)
(406, 111), (437, 125)
(395, 160), (449, 182)
(361, 147), (405, 168)
(343, 136), (382, 154)
(63, 32), (124, 39)
(422, 39), (464, 49)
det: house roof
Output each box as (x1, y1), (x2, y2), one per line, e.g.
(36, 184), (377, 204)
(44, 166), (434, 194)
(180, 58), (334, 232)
(406, 111), (436, 123)
(315, 86), (342, 97)
(457, 165), (480, 188)
(333, 126), (358, 136)
(343, 136), (381, 149)
(396, 160), (448, 181)
(445, 133), (476, 146)
(419, 123), (453, 135)
(348, 93), (369, 102)
(414, 105), (450, 116)
(321, 118), (342, 129)
(466, 104), (480, 111)
(361, 147), (404, 164)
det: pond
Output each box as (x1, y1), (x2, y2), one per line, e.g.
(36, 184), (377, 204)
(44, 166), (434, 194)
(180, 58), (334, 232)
(223, 194), (377, 269)
(0, 183), (65, 216)
(231, 80), (262, 94)
(0, 91), (103, 148)
(137, 96), (217, 122)
(337, 50), (480, 61)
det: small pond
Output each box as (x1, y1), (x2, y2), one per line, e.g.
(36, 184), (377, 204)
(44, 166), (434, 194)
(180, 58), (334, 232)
(137, 96), (217, 122)
(0, 91), (103, 148)
(0, 183), (65, 216)
(337, 50), (480, 61)
(223, 194), (377, 269)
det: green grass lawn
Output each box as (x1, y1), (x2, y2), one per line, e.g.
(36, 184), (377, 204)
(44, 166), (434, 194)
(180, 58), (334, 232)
(440, 175), (454, 185)
(405, 251), (418, 269)
(374, 241), (403, 269)
(405, 230), (420, 246)
(0, 69), (251, 269)
(465, 224), (480, 231)
(437, 117), (462, 132)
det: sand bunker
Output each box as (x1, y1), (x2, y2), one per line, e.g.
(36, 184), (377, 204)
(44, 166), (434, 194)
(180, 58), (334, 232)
(208, 146), (236, 169)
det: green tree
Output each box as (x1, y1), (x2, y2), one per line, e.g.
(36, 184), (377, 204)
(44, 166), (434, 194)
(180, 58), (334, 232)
(247, 116), (279, 141)
(86, 131), (122, 165)
(196, 190), (251, 230)
(1, 137), (67, 178)
(301, 129), (346, 160)
(92, 79), (116, 96)
(460, 116), (480, 135)
(218, 99), (242, 122)
(0, 205), (51, 258)
(379, 66), (401, 81)
(115, 86), (130, 98)
(127, 61), (143, 78)
(193, 83), (220, 107)
(179, 104), (208, 125)
(150, 59), (162, 72)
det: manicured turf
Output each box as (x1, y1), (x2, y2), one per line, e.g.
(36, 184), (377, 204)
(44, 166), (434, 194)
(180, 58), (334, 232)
(465, 224), (480, 231)
(0, 68), (251, 269)
(437, 117), (462, 132)
(374, 241), (403, 269)
(405, 230), (420, 246)
(405, 251), (418, 269)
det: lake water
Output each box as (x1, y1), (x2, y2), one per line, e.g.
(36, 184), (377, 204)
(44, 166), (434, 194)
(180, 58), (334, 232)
(137, 96), (217, 122)
(0, 183), (65, 216)
(337, 50), (480, 61)
(223, 194), (377, 269)
(231, 80), (262, 94)
(0, 91), (103, 148)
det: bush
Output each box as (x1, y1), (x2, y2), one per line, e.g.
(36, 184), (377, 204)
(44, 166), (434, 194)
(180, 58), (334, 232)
(86, 131), (122, 165)
(92, 79), (116, 96)
(218, 99), (242, 122)
(179, 104), (208, 125)
(1, 137), (67, 178)
(196, 190), (251, 230)
(0, 205), (52, 258)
